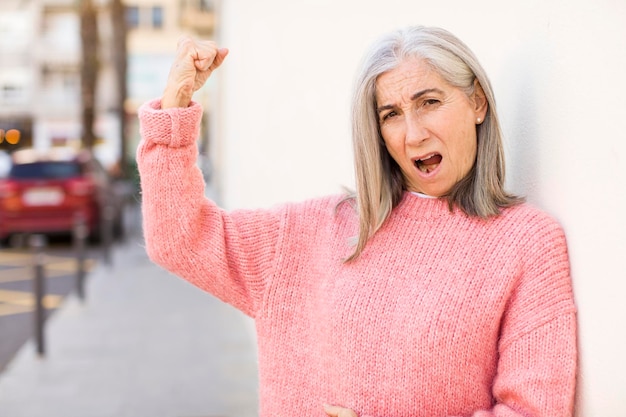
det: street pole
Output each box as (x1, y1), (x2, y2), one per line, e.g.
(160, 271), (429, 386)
(74, 212), (88, 301)
(30, 234), (46, 357)
(101, 203), (113, 266)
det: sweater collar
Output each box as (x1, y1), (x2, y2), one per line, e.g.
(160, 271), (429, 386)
(394, 191), (457, 220)
(410, 191), (437, 199)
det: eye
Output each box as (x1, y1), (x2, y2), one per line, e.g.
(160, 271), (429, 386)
(423, 98), (440, 107)
(381, 110), (397, 122)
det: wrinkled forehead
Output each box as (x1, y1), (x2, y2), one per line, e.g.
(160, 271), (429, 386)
(374, 57), (449, 104)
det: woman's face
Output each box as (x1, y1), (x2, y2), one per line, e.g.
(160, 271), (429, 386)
(375, 57), (487, 197)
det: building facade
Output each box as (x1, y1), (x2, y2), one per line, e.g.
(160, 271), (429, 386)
(0, 1), (38, 153)
(124, 0), (216, 173)
(0, 0), (215, 173)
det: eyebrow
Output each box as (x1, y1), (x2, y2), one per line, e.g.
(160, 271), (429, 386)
(376, 88), (444, 114)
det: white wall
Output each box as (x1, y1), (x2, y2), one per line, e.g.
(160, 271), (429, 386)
(213, 0), (626, 414)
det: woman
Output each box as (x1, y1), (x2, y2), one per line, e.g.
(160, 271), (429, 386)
(137, 26), (577, 417)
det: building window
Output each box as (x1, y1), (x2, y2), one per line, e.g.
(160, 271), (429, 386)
(182, 0), (213, 12)
(199, 0), (213, 12)
(0, 84), (27, 106)
(152, 6), (163, 28)
(126, 5), (164, 30)
(2, 85), (20, 100)
(126, 6), (140, 29)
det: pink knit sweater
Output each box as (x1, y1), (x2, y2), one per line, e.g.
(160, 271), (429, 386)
(137, 99), (577, 417)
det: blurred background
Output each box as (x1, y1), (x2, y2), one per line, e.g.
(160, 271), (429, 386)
(0, 0), (625, 416)
(0, 0), (217, 186)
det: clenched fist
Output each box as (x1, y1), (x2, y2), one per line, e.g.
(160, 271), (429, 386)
(162, 36), (228, 109)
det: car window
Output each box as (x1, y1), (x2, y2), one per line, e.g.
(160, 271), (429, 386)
(9, 162), (81, 179)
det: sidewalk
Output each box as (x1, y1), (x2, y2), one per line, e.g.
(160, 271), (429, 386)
(0, 203), (259, 417)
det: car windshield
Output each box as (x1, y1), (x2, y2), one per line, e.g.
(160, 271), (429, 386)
(9, 162), (81, 179)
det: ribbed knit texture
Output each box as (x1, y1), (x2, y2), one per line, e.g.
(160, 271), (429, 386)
(137, 99), (577, 417)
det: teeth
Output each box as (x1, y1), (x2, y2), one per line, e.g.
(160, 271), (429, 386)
(415, 153), (441, 174)
(418, 153), (436, 162)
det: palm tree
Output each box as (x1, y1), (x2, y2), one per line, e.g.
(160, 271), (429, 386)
(110, 0), (128, 178)
(79, 0), (98, 150)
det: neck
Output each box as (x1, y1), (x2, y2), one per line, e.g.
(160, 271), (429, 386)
(410, 191), (437, 199)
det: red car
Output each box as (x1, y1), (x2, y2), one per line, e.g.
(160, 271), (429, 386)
(0, 148), (122, 243)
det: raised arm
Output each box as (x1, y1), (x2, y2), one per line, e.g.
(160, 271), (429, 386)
(137, 38), (281, 317)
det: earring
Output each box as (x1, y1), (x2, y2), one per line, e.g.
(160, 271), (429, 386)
(476, 117), (482, 124)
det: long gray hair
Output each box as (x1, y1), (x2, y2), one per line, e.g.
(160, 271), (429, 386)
(345, 26), (522, 262)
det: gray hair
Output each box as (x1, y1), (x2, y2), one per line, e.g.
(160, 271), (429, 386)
(345, 26), (523, 262)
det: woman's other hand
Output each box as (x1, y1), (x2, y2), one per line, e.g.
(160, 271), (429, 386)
(162, 36), (229, 109)
(323, 403), (359, 417)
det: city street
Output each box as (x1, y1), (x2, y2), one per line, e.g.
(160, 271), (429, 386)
(0, 203), (259, 417)
(0, 236), (99, 372)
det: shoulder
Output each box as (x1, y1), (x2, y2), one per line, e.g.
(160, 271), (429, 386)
(284, 193), (353, 219)
(494, 202), (569, 256)
(231, 193), (352, 224)
(497, 202), (565, 236)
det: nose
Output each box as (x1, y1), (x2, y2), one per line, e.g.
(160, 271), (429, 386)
(404, 113), (428, 146)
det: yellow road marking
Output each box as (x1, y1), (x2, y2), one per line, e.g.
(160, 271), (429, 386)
(0, 252), (96, 283)
(0, 260), (96, 283)
(0, 250), (95, 316)
(0, 289), (63, 317)
(0, 252), (33, 264)
(0, 266), (89, 283)
(47, 259), (96, 272)
(0, 289), (62, 307)
(0, 303), (33, 317)
(0, 251), (96, 266)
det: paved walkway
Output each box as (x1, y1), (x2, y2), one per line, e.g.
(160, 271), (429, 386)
(0, 204), (259, 417)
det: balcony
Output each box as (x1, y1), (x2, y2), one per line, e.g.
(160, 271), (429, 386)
(0, 68), (33, 116)
(179, 6), (215, 36)
(35, 43), (81, 68)
(36, 88), (80, 118)
(37, 7), (81, 66)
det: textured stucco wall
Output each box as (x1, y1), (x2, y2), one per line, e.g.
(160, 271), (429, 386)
(213, 1), (626, 414)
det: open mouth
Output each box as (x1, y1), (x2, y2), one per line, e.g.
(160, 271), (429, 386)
(414, 153), (442, 174)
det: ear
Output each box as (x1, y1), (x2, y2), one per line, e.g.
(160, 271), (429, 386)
(472, 79), (488, 123)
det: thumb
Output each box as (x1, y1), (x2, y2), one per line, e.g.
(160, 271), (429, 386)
(194, 47), (228, 72)
(209, 47), (229, 71)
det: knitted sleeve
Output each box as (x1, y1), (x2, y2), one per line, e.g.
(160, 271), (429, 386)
(465, 214), (578, 417)
(136, 99), (282, 317)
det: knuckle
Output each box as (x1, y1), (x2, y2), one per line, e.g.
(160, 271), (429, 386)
(177, 36), (197, 51)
